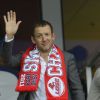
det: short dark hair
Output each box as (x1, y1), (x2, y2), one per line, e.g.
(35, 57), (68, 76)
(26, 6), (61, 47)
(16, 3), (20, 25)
(32, 20), (53, 37)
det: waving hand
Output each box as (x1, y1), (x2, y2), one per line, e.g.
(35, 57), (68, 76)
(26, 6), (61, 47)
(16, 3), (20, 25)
(3, 10), (22, 39)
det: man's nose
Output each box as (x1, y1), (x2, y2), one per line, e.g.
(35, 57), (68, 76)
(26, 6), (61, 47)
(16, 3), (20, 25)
(42, 35), (46, 41)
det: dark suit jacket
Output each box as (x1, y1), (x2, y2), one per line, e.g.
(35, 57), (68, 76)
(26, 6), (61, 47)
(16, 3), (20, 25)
(2, 41), (85, 100)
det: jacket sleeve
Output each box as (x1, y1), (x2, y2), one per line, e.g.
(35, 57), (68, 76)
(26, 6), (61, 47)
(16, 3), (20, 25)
(64, 51), (85, 100)
(2, 40), (22, 67)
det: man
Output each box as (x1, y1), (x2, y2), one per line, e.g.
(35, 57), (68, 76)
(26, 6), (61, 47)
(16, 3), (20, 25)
(2, 10), (85, 100)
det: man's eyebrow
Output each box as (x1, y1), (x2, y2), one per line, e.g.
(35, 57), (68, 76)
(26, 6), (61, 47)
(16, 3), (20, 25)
(35, 33), (42, 34)
(36, 32), (49, 34)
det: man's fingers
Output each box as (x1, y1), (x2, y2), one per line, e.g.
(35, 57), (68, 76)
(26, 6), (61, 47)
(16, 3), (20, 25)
(13, 11), (16, 21)
(10, 10), (16, 21)
(17, 21), (22, 27)
(3, 16), (7, 23)
(10, 10), (13, 20)
(4, 10), (17, 23)
(7, 11), (10, 21)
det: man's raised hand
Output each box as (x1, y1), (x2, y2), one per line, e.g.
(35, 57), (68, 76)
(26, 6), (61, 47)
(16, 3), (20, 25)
(3, 10), (22, 39)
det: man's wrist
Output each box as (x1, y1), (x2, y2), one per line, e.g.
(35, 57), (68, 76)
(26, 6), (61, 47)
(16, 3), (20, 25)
(5, 34), (14, 42)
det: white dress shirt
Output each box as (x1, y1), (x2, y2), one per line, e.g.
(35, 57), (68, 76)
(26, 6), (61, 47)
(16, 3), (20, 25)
(30, 57), (47, 100)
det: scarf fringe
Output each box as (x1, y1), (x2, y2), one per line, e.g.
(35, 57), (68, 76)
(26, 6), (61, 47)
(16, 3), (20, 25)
(16, 86), (37, 92)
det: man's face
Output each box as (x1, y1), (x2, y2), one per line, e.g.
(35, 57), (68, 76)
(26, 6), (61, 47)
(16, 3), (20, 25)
(32, 25), (55, 53)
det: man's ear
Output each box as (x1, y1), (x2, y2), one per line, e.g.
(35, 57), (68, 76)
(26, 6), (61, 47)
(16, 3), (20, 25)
(31, 36), (36, 44)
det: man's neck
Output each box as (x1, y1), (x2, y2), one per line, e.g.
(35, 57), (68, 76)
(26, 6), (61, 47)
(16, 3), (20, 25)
(40, 52), (49, 63)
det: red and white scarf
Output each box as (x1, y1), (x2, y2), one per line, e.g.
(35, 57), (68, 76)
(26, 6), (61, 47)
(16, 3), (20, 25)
(16, 45), (68, 100)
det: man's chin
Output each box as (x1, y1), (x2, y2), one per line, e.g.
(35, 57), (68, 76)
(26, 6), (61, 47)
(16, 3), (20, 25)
(40, 48), (51, 53)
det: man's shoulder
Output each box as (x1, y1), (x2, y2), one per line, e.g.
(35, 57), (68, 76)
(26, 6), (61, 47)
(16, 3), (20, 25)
(63, 51), (75, 60)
